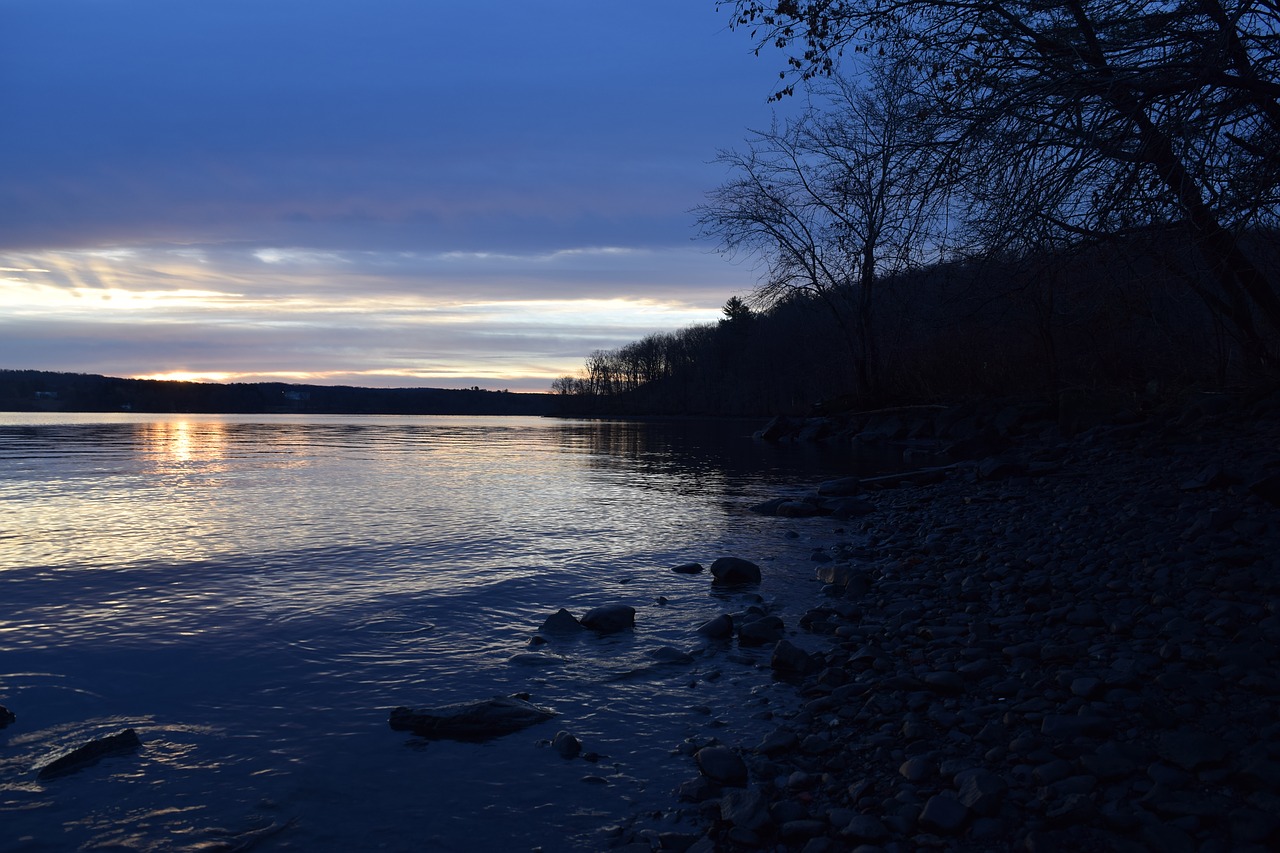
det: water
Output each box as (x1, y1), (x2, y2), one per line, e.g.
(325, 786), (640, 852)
(0, 413), (871, 852)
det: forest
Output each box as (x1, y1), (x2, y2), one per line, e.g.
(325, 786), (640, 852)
(0, 371), (553, 416)
(553, 0), (1280, 417)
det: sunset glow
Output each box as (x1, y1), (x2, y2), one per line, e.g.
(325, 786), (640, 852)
(0, 2), (778, 390)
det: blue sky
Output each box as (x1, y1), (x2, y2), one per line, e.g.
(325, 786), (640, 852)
(0, 1), (785, 390)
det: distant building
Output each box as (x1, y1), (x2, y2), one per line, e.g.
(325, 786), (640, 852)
(283, 390), (311, 402)
(34, 390), (58, 399)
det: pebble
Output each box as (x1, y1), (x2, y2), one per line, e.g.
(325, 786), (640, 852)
(612, 393), (1280, 851)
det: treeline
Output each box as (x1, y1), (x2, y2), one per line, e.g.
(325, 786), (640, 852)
(554, 229), (1274, 416)
(0, 370), (553, 416)
(557, 0), (1280, 416)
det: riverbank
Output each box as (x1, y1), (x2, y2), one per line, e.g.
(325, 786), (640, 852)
(612, 387), (1280, 851)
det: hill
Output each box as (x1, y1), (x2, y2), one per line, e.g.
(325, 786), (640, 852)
(0, 370), (554, 416)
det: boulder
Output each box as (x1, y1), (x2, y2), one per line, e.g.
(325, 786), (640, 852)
(539, 608), (583, 635)
(580, 604), (635, 633)
(0, 705), (14, 728)
(748, 498), (789, 516)
(710, 557), (762, 586)
(755, 416), (795, 443)
(696, 613), (734, 639)
(389, 695), (556, 741)
(36, 728), (141, 780)
(919, 793), (969, 834)
(738, 615), (785, 647)
(671, 562), (704, 574)
(695, 745), (748, 786)
(551, 730), (582, 759)
(770, 639), (817, 676)
(775, 500), (819, 518)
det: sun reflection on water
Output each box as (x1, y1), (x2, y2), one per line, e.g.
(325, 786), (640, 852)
(139, 420), (228, 468)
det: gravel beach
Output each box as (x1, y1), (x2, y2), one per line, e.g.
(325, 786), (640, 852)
(613, 389), (1280, 852)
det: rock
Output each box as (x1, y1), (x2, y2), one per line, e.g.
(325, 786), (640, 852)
(814, 564), (872, 593)
(842, 814), (890, 843)
(923, 670), (964, 694)
(755, 729), (799, 756)
(580, 604), (636, 633)
(719, 787), (770, 830)
(777, 500), (820, 518)
(1249, 472), (1280, 507)
(738, 615), (785, 646)
(1157, 730), (1227, 771)
(1180, 462), (1236, 491)
(539, 608), (583, 634)
(36, 728), (142, 780)
(695, 746), (748, 787)
(696, 613), (734, 639)
(918, 793), (969, 834)
(508, 652), (565, 667)
(551, 730), (582, 759)
(756, 416), (794, 443)
(1040, 714), (1111, 739)
(977, 456), (1026, 480)
(770, 639), (817, 676)
(389, 695), (556, 741)
(0, 705), (14, 728)
(817, 476), (862, 497)
(820, 496), (876, 519)
(955, 768), (1008, 817)
(672, 562), (704, 574)
(647, 646), (694, 664)
(749, 498), (789, 516)
(710, 557), (762, 585)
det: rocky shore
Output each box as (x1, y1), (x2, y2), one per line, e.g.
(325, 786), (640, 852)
(612, 388), (1280, 852)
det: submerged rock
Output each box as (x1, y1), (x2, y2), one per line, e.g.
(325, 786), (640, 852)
(672, 562), (704, 574)
(580, 604), (636, 633)
(36, 728), (142, 780)
(551, 730), (582, 759)
(389, 695), (556, 741)
(710, 557), (762, 586)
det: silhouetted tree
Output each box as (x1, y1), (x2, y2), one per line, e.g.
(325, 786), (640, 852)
(697, 59), (950, 399)
(720, 0), (1280, 364)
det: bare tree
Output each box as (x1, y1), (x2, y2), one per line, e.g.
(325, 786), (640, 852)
(697, 59), (951, 398)
(720, 0), (1280, 363)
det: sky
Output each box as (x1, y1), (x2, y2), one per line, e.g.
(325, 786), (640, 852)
(0, 0), (788, 391)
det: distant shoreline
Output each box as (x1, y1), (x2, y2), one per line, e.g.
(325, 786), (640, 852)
(0, 369), (554, 417)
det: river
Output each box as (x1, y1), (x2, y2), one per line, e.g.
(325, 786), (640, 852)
(0, 413), (873, 852)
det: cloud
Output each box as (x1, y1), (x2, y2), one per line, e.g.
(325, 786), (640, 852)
(0, 1), (781, 386)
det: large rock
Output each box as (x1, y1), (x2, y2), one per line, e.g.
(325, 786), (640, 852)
(696, 613), (734, 639)
(710, 557), (762, 585)
(695, 745), (748, 786)
(539, 608), (583, 635)
(389, 695), (556, 741)
(0, 705), (14, 728)
(738, 615), (784, 647)
(579, 604), (635, 633)
(36, 728), (141, 780)
(770, 639), (817, 676)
